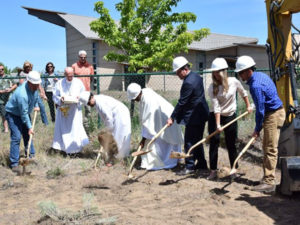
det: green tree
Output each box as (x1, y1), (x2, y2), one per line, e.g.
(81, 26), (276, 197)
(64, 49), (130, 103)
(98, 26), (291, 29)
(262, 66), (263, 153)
(90, 0), (209, 73)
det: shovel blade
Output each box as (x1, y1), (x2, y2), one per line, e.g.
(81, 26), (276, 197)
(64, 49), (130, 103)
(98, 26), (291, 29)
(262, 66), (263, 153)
(131, 150), (151, 157)
(229, 168), (237, 175)
(169, 151), (192, 159)
(19, 158), (35, 166)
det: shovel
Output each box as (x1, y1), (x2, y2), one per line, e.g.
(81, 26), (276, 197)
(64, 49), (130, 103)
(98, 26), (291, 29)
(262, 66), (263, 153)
(170, 111), (250, 159)
(131, 124), (169, 157)
(128, 145), (142, 178)
(19, 109), (38, 171)
(217, 136), (256, 178)
(94, 146), (104, 169)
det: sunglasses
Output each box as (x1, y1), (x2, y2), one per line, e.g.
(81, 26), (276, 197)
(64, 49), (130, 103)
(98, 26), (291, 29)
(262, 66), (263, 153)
(80, 57), (87, 59)
(47, 65), (54, 68)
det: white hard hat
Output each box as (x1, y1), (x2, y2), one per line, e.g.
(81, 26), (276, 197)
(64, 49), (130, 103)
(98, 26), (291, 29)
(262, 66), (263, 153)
(208, 58), (228, 71)
(234, 56), (256, 73)
(172, 56), (188, 72)
(27, 71), (41, 84)
(127, 83), (141, 100)
(79, 91), (91, 105)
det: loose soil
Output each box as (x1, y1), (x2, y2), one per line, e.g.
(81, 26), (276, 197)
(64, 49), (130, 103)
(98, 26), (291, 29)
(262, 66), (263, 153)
(1, 144), (300, 225)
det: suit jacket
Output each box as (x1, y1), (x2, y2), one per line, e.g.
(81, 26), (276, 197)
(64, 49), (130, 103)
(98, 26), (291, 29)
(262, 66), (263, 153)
(171, 71), (209, 126)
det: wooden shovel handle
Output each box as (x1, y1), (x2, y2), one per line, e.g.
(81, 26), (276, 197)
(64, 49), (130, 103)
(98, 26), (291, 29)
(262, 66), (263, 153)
(231, 136), (256, 171)
(146, 124), (169, 150)
(26, 110), (38, 158)
(186, 111), (249, 156)
(94, 146), (103, 169)
(128, 145), (142, 176)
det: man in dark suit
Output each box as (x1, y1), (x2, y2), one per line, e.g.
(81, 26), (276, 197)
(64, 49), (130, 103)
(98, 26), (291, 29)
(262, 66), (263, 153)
(167, 56), (209, 175)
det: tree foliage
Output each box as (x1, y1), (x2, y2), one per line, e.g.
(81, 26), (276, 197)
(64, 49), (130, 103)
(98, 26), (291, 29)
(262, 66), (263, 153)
(90, 0), (209, 72)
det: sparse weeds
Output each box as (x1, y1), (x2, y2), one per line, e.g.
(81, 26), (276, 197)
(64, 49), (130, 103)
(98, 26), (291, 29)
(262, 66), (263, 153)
(0, 147), (10, 167)
(38, 193), (117, 224)
(46, 167), (65, 179)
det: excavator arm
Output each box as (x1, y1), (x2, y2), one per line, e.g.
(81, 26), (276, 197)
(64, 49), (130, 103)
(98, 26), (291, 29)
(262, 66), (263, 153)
(266, 0), (300, 195)
(266, 0), (300, 120)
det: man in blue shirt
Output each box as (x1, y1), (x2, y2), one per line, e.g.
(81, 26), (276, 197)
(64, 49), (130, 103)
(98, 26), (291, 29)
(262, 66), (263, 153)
(235, 56), (286, 193)
(5, 71), (41, 173)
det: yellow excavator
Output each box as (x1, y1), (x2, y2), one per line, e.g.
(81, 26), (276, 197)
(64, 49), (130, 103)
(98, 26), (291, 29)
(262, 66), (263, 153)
(265, 0), (300, 195)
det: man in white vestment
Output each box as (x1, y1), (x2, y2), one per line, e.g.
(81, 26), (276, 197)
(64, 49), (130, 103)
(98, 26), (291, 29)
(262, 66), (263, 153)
(79, 91), (131, 158)
(127, 83), (183, 170)
(52, 67), (89, 154)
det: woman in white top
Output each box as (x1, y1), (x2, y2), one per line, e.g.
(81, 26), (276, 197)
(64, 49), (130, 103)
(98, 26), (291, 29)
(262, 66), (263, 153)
(207, 58), (251, 180)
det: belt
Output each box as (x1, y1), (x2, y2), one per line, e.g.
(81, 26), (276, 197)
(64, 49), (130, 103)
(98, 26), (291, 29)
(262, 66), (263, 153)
(266, 106), (283, 114)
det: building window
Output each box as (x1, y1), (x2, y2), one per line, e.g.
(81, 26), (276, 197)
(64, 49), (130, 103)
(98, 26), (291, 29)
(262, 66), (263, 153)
(199, 62), (203, 75)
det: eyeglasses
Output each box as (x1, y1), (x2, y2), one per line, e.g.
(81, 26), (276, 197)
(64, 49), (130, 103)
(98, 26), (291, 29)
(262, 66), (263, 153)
(47, 65), (54, 68)
(80, 57), (87, 59)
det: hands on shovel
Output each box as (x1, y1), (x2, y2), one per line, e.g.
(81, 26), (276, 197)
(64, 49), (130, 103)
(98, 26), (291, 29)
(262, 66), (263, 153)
(131, 124), (169, 157)
(169, 109), (254, 159)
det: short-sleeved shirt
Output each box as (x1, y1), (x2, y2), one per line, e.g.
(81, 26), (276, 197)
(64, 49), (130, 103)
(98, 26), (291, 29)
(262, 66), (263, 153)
(72, 61), (94, 91)
(0, 75), (17, 104)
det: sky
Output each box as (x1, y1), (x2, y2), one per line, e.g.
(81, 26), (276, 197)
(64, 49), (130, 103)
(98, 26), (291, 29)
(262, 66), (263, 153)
(1, 0), (300, 72)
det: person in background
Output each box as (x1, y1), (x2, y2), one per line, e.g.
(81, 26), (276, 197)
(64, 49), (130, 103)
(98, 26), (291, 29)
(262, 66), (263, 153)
(207, 58), (251, 180)
(167, 56), (209, 175)
(236, 55), (285, 193)
(0, 64), (17, 133)
(127, 83), (183, 170)
(5, 71), (41, 173)
(52, 67), (88, 154)
(72, 50), (94, 134)
(79, 91), (131, 159)
(20, 61), (48, 125)
(43, 62), (59, 122)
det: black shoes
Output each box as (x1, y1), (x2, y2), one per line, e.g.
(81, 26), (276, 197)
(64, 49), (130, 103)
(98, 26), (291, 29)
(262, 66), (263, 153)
(176, 168), (195, 176)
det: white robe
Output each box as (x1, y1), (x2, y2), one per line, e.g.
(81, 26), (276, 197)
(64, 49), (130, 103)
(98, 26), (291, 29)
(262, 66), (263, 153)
(94, 95), (131, 158)
(52, 78), (89, 153)
(139, 88), (183, 170)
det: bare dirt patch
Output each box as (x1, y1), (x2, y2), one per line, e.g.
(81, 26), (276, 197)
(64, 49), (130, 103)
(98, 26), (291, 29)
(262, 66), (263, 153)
(1, 144), (300, 225)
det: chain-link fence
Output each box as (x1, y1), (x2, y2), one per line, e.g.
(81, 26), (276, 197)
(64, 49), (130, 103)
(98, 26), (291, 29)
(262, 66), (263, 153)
(1, 68), (299, 140)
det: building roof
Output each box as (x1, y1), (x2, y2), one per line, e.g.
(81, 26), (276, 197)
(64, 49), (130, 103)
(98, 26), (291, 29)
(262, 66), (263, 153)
(23, 6), (259, 51)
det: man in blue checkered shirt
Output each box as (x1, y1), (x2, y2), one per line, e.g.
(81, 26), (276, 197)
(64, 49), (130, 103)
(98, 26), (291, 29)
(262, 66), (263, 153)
(235, 56), (285, 194)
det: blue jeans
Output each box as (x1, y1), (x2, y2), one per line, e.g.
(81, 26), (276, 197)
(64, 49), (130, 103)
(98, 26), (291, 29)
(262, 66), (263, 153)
(5, 112), (35, 167)
(38, 96), (49, 125)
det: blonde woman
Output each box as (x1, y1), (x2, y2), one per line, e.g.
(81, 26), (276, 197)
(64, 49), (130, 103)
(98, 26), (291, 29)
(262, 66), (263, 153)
(207, 58), (251, 180)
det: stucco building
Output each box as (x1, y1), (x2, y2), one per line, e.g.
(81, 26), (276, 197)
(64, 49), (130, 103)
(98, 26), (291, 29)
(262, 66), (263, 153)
(23, 6), (269, 91)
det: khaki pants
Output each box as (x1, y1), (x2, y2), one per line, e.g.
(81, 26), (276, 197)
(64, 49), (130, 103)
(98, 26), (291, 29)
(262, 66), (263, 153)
(262, 108), (285, 185)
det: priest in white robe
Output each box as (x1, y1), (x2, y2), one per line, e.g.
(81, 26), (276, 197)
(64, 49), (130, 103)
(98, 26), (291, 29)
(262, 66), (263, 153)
(52, 67), (89, 153)
(79, 91), (131, 158)
(127, 83), (183, 170)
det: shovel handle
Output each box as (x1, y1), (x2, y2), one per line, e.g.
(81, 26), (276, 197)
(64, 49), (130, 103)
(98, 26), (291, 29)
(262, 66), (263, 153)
(26, 110), (38, 158)
(146, 124), (169, 150)
(231, 136), (256, 172)
(186, 111), (249, 156)
(128, 145), (143, 176)
(94, 146), (103, 169)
